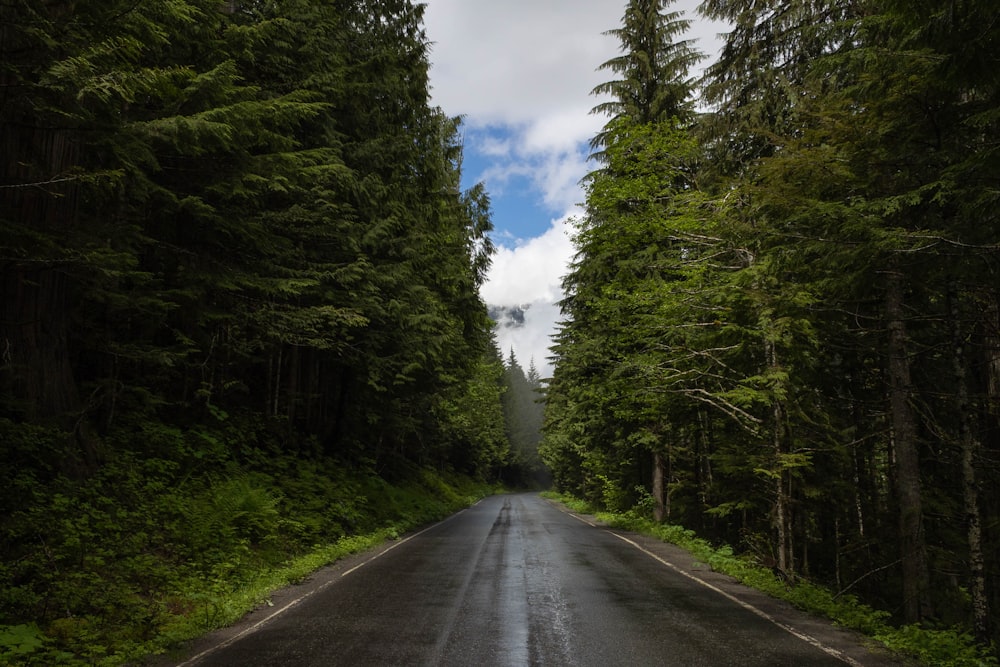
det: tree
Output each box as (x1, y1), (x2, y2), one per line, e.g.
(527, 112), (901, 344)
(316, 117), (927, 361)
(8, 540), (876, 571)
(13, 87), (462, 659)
(1, 0), (503, 495)
(546, 0), (709, 514)
(699, 0), (1000, 630)
(548, 0), (1000, 644)
(589, 0), (703, 160)
(500, 350), (546, 486)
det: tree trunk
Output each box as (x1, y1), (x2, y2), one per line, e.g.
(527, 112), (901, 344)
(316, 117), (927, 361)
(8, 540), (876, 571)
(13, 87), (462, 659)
(696, 409), (713, 512)
(885, 268), (932, 623)
(950, 285), (988, 642)
(652, 450), (666, 522)
(985, 292), (1000, 419)
(0, 112), (81, 422)
(766, 338), (792, 576)
(271, 345), (282, 417)
(286, 344), (300, 424)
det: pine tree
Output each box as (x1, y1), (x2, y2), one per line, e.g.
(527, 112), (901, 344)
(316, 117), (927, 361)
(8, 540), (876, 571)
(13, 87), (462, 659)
(545, 0), (710, 513)
(590, 0), (703, 161)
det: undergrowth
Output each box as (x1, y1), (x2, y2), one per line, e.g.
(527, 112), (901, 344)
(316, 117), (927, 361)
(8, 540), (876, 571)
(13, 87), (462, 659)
(0, 420), (495, 666)
(541, 491), (997, 667)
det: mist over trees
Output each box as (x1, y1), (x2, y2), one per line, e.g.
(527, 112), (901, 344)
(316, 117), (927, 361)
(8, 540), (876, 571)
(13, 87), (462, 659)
(500, 350), (547, 487)
(542, 0), (1000, 650)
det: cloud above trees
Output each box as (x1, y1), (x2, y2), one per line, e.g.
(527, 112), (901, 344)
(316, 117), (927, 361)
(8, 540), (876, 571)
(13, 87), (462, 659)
(423, 0), (726, 376)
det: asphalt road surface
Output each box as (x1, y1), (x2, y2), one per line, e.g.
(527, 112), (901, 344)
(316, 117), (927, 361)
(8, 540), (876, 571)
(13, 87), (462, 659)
(169, 493), (909, 667)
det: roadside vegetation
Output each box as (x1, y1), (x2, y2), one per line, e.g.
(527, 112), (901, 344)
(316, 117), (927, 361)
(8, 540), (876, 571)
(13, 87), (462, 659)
(1, 428), (496, 666)
(543, 0), (1000, 656)
(544, 492), (996, 667)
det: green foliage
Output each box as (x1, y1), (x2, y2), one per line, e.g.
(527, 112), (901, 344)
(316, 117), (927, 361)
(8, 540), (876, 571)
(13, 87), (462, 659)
(546, 0), (1000, 652)
(0, 424), (492, 665)
(551, 494), (997, 667)
(590, 0), (703, 157)
(434, 346), (511, 479)
(0, 624), (58, 665)
(874, 626), (998, 667)
(0, 3), (507, 664)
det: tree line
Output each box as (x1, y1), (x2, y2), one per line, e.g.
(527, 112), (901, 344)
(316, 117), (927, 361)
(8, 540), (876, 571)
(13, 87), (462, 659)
(501, 350), (547, 487)
(0, 1), (532, 661)
(0, 0), (508, 476)
(541, 0), (1000, 648)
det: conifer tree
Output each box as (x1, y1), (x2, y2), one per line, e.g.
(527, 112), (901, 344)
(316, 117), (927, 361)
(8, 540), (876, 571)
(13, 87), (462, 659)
(1, 0), (502, 477)
(500, 350), (546, 486)
(590, 0), (703, 161)
(545, 0), (708, 515)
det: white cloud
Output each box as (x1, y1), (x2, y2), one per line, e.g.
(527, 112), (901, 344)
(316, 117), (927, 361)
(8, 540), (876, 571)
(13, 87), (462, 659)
(478, 133), (514, 158)
(535, 150), (590, 212)
(424, 1), (726, 136)
(422, 1), (728, 376)
(521, 109), (602, 156)
(481, 216), (575, 305)
(424, 0), (621, 127)
(478, 159), (532, 193)
(481, 215), (577, 377)
(494, 300), (564, 378)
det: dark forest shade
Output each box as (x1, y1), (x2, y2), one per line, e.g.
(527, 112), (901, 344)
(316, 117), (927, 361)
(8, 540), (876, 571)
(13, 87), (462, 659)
(1, 1), (508, 659)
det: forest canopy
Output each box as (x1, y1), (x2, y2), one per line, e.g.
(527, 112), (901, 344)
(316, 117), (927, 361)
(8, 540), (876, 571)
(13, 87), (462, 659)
(542, 0), (1000, 652)
(0, 0), (523, 662)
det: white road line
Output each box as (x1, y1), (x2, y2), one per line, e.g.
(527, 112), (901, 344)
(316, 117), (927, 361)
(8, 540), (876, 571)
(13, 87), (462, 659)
(176, 507), (471, 666)
(565, 511), (596, 527)
(606, 531), (865, 667)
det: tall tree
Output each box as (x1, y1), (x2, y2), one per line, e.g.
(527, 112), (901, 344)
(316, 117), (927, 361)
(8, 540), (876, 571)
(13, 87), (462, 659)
(545, 0), (707, 515)
(589, 0), (703, 160)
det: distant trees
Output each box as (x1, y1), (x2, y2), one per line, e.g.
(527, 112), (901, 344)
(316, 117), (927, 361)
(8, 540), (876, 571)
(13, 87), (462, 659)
(543, 0), (1000, 647)
(500, 350), (547, 487)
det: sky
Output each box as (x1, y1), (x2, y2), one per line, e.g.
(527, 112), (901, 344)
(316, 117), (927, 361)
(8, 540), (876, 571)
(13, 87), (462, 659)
(421, 1), (727, 377)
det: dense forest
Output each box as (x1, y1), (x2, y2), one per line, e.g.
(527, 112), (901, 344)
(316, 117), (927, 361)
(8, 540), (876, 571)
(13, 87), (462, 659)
(5, 0), (1000, 663)
(501, 350), (548, 487)
(542, 0), (1000, 653)
(0, 0), (537, 663)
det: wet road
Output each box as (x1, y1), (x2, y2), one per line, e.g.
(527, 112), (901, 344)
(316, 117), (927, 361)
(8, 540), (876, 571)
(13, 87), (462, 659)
(175, 494), (902, 666)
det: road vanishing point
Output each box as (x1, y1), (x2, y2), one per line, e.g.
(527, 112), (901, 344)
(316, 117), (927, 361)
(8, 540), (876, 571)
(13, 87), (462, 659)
(165, 493), (910, 667)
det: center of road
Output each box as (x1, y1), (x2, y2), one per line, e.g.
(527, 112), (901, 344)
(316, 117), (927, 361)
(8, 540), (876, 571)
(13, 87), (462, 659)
(170, 494), (904, 666)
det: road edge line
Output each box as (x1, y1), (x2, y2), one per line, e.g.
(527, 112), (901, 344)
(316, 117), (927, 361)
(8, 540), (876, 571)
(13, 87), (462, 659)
(606, 531), (865, 667)
(176, 507), (471, 666)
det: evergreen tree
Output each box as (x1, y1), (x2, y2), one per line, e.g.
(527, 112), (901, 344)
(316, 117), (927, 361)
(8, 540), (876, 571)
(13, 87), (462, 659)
(500, 350), (546, 486)
(590, 0), (703, 161)
(547, 0), (1000, 645)
(545, 0), (707, 514)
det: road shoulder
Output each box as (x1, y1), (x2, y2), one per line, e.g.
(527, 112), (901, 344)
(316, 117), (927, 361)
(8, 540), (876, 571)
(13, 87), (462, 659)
(542, 498), (918, 667)
(141, 520), (452, 666)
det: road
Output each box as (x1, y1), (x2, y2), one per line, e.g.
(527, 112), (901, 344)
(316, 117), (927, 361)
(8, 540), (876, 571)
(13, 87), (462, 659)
(170, 493), (908, 667)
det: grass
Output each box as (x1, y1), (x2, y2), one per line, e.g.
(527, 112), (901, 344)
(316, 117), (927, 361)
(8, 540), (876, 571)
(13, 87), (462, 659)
(541, 491), (997, 667)
(144, 528), (398, 662)
(1, 462), (496, 667)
